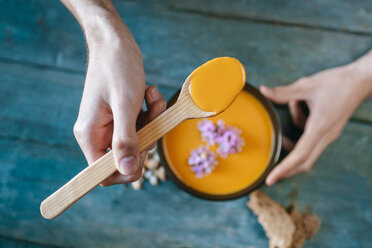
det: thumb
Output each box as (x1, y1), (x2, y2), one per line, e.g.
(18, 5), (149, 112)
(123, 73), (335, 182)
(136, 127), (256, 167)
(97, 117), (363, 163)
(111, 100), (141, 176)
(259, 84), (302, 104)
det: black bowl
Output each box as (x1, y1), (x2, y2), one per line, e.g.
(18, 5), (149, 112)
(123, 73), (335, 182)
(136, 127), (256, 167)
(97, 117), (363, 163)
(158, 83), (282, 200)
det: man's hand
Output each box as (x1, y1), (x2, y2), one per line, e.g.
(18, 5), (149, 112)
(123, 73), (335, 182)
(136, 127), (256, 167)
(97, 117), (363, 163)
(260, 51), (372, 186)
(61, 0), (166, 186)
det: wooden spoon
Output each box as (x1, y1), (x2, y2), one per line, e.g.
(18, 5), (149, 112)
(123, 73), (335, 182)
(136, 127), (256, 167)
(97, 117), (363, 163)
(40, 57), (245, 219)
(40, 77), (216, 219)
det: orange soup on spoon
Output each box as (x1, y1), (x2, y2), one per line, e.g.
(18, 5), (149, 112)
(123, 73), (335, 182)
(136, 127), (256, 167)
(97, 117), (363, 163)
(189, 57), (246, 113)
(161, 57), (281, 199)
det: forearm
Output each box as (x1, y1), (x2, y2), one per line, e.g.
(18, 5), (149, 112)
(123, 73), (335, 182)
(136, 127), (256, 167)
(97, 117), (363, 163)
(347, 50), (372, 100)
(60, 0), (130, 50)
(60, 0), (146, 111)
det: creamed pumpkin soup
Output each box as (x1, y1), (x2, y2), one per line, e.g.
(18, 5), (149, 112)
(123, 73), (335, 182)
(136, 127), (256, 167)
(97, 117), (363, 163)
(163, 90), (274, 195)
(189, 57), (246, 113)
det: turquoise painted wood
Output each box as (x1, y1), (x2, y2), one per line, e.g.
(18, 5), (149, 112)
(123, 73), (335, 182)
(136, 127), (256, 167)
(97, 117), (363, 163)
(0, 122), (371, 247)
(0, 1), (371, 123)
(166, 0), (372, 35)
(0, 1), (371, 94)
(0, 0), (371, 247)
(0, 237), (52, 248)
(0, 61), (176, 150)
(0, 61), (368, 150)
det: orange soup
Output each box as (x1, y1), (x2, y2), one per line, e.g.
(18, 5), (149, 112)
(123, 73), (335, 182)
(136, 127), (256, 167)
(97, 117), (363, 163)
(162, 90), (274, 196)
(189, 57), (246, 113)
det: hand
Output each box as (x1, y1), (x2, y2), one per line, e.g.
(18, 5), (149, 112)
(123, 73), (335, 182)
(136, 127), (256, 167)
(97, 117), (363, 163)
(62, 1), (167, 186)
(260, 54), (372, 186)
(75, 82), (166, 186)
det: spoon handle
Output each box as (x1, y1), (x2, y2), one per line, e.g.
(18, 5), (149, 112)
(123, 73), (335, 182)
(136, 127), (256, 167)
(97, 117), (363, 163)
(40, 150), (116, 219)
(40, 98), (193, 220)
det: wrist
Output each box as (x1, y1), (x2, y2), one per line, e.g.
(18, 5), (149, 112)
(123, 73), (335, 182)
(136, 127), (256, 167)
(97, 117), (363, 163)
(84, 11), (126, 47)
(345, 52), (372, 100)
(73, 2), (130, 51)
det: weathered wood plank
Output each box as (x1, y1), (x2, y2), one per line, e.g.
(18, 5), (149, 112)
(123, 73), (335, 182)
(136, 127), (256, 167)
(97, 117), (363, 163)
(1, 0), (371, 122)
(0, 235), (62, 248)
(0, 139), (266, 248)
(263, 121), (372, 248)
(0, 61), (177, 150)
(0, 121), (371, 247)
(0, 1), (371, 247)
(166, 0), (372, 35)
(0, 60), (371, 153)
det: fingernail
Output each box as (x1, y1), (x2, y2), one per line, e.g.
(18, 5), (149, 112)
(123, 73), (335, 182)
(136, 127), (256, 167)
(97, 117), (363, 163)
(140, 151), (147, 162)
(119, 156), (138, 175)
(260, 85), (270, 93)
(151, 86), (158, 93)
(265, 177), (275, 186)
(160, 100), (166, 109)
(150, 87), (158, 98)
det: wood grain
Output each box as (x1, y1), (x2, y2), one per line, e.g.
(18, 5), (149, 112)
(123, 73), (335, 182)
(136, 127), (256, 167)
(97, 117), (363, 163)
(0, 1), (371, 123)
(40, 79), (214, 219)
(0, 0), (371, 247)
(0, 122), (371, 247)
(166, 0), (372, 35)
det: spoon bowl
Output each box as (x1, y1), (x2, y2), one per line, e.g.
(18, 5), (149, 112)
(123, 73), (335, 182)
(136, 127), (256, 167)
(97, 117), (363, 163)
(40, 57), (245, 219)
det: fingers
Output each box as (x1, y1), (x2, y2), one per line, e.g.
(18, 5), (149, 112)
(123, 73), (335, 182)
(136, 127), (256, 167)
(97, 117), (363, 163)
(73, 96), (114, 166)
(278, 135), (329, 180)
(111, 95), (142, 178)
(80, 87), (165, 187)
(289, 101), (307, 129)
(259, 82), (304, 104)
(73, 121), (112, 165)
(109, 87), (165, 183)
(147, 100), (166, 123)
(100, 151), (147, 186)
(100, 167), (143, 186)
(145, 86), (167, 121)
(282, 136), (295, 152)
(145, 86), (164, 106)
(143, 86), (167, 150)
(266, 117), (322, 186)
(137, 86), (166, 129)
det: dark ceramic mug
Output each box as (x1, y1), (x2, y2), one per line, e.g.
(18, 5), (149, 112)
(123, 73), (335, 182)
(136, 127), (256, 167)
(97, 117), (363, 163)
(158, 83), (282, 200)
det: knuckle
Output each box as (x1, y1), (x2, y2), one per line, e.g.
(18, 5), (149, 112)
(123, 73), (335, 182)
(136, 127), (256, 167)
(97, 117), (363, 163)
(73, 120), (97, 146)
(122, 170), (142, 183)
(271, 87), (281, 96)
(73, 121), (93, 140)
(288, 101), (296, 109)
(328, 129), (342, 143)
(73, 122), (84, 140)
(328, 134), (337, 144)
(293, 77), (310, 91)
(112, 137), (138, 151)
(297, 77), (308, 84)
(300, 166), (311, 174)
(100, 182), (110, 187)
(307, 120), (328, 136)
(294, 153), (307, 165)
(129, 173), (142, 182)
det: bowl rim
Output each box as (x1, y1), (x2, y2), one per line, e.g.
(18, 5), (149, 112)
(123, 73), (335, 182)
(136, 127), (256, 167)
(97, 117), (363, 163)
(157, 83), (282, 201)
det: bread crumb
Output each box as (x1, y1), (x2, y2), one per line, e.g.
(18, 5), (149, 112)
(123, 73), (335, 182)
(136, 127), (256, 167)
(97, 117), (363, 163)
(247, 190), (321, 248)
(248, 191), (295, 248)
(288, 206), (320, 248)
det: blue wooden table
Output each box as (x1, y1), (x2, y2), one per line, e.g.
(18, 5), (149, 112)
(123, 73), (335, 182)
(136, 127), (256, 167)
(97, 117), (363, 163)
(0, 1), (371, 247)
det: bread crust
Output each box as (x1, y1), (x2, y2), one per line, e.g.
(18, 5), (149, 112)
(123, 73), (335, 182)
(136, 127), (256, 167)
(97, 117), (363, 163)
(247, 190), (321, 248)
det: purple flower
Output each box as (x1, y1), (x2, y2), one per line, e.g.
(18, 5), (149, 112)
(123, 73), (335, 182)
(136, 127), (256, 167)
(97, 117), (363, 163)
(198, 119), (227, 145)
(190, 119), (245, 178)
(198, 119), (245, 158)
(188, 146), (218, 178)
(198, 119), (217, 145)
(215, 128), (245, 158)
